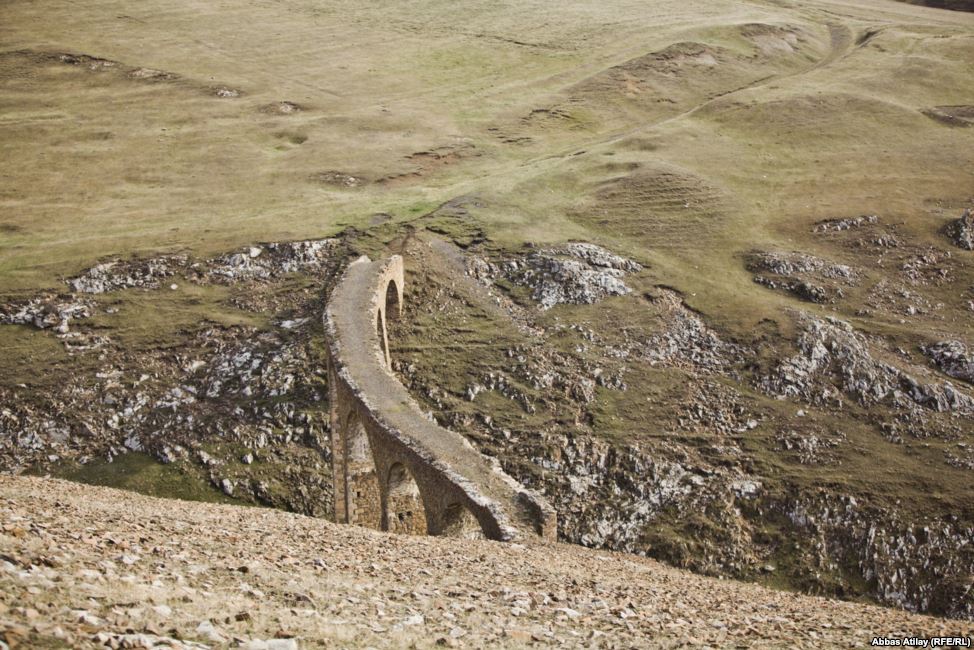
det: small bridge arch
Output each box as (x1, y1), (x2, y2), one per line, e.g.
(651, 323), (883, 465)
(374, 275), (402, 371)
(325, 254), (556, 542)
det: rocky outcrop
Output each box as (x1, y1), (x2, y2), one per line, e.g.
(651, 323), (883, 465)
(205, 240), (339, 283)
(925, 341), (974, 384)
(0, 239), (343, 514)
(747, 251), (858, 304)
(528, 432), (762, 572)
(643, 288), (744, 373)
(762, 313), (974, 414)
(467, 243), (642, 309)
(1, 239), (340, 352)
(65, 240), (339, 294)
(785, 494), (974, 619)
(68, 256), (187, 293)
(0, 295), (93, 332)
(946, 208), (974, 251)
(813, 214), (879, 233)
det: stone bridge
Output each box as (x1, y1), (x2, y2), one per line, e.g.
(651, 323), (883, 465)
(324, 254), (557, 541)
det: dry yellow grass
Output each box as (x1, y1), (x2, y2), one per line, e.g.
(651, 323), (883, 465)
(2, 0), (971, 305)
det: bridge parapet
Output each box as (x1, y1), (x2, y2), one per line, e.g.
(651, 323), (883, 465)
(325, 254), (557, 542)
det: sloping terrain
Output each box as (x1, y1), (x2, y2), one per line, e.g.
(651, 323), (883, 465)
(2, 0), (974, 627)
(2, 476), (972, 649)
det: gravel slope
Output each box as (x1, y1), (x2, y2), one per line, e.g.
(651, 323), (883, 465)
(1, 476), (971, 649)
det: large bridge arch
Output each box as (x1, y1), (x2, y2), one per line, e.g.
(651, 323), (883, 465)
(325, 254), (556, 542)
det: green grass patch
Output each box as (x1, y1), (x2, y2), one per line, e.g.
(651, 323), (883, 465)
(41, 452), (237, 505)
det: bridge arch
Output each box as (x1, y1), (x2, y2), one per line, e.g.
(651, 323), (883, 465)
(439, 502), (486, 540)
(384, 279), (402, 322)
(383, 462), (426, 535)
(375, 278), (402, 371)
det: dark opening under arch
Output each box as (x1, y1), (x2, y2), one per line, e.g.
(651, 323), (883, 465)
(384, 462), (427, 535)
(439, 502), (485, 540)
(384, 280), (401, 324)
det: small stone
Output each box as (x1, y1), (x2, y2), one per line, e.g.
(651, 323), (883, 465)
(196, 619), (226, 642)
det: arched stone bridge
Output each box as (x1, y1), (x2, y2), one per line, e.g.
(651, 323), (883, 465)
(324, 255), (557, 541)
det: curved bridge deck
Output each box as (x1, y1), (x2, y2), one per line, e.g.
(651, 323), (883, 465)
(325, 255), (556, 541)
